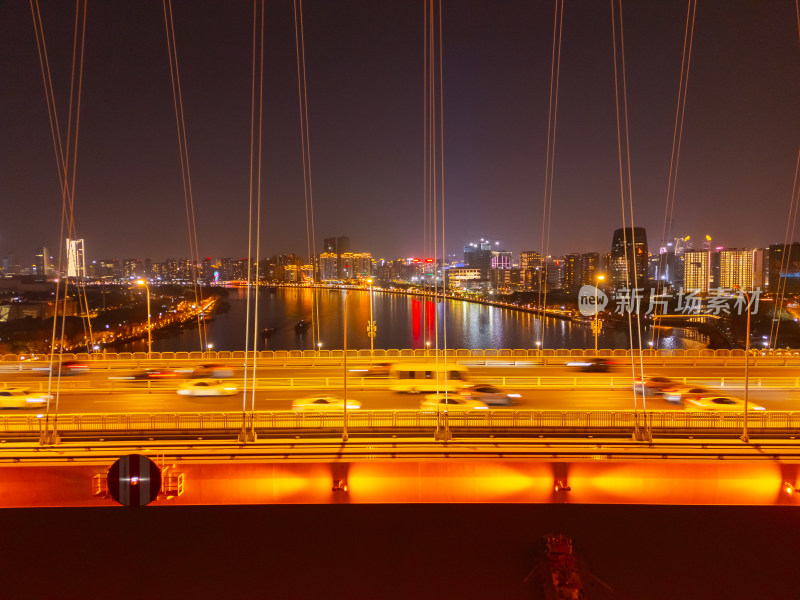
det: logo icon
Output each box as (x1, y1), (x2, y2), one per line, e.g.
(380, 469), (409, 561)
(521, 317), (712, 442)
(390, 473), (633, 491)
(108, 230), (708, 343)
(578, 285), (608, 316)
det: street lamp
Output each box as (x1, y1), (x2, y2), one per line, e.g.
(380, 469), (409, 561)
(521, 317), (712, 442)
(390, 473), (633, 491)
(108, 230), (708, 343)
(594, 275), (605, 352)
(367, 278), (376, 356)
(736, 286), (752, 443)
(342, 291), (351, 442)
(136, 279), (151, 358)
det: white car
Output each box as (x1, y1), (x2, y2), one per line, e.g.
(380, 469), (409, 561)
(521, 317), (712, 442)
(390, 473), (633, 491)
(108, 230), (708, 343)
(421, 394), (488, 411)
(177, 379), (239, 397)
(683, 395), (766, 412)
(662, 385), (712, 403)
(460, 384), (520, 406)
(291, 396), (362, 411)
(0, 387), (50, 409)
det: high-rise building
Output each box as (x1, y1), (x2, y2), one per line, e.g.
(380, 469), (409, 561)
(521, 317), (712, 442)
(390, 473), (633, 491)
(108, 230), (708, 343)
(34, 246), (52, 278)
(121, 259), (141, 279)
(519, 251), (541, 271)
(66, 239), (86, 279)
(684, 250), (710, 293)
(2, 252), (20, 277)
(340, 253), (355, 280)
(562, 254), (581, 290)
(768, 243), (800, 294)
(351, 253), (372, 279)
(323, 236), (350, 255)
(719, 249), (754, 290)
(610, 228), (648, 286)
(752, 248), (765, 290)
(463, 240), (493, 278)
(580, 252), (599, 285)
(319, 252), (338, 280)
(546, 257), (562, 289)
(491, 250), (512, 270)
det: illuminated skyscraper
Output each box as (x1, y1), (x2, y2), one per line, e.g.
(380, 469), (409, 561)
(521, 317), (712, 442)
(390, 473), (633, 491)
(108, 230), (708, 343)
(580, 252), (599, 285)
(562, 253), (581, 290)
(319, 252), (338, 280)
(684, 250), (710, 293)
(719, 249), (754, 290)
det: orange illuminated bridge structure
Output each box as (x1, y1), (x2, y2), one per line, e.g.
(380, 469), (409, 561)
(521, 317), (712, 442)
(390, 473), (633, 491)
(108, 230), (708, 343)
(1, 434), (799, 508)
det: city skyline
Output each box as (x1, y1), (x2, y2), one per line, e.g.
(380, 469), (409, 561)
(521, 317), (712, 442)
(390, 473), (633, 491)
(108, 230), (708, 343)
(1, 1), (799, 261)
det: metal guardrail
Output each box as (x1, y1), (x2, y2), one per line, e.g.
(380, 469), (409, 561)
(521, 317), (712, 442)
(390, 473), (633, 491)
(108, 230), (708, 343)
(3, 375), (800, 393)
(4, 347), (800, 366)
(3, 409), (800, 437)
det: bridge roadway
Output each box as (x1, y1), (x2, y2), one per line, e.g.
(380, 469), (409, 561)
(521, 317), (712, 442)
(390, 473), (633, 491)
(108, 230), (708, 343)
(2, 361), (800, 414)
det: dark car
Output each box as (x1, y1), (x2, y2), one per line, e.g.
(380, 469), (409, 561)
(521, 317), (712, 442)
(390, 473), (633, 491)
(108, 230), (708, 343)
(580, 358), (612, 373)
(129, 369), (177, 381)
(59, 361), (89, 375)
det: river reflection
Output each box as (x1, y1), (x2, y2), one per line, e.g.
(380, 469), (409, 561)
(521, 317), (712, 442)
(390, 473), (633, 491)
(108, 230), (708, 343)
(119, 287), (638, 353)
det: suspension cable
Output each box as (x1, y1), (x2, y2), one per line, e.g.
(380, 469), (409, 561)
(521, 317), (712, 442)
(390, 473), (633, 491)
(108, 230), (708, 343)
(163, 0), (206, 352)
(655, 0), (696, 348)
(611, 0), (647, 426)
(293, 0), (321, 348)
(242, 0), (260, 419)
(537, 0), (564, 349)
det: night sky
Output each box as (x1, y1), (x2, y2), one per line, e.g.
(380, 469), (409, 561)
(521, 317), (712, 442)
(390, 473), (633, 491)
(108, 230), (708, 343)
(1, 1), (798, 264)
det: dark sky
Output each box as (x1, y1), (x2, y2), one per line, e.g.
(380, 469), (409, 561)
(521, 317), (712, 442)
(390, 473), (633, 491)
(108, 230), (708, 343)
(1, 1), (798, 264)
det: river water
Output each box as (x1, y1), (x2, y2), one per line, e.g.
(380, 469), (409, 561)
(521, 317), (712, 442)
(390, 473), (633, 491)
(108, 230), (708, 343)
(118, 287), (670, 353)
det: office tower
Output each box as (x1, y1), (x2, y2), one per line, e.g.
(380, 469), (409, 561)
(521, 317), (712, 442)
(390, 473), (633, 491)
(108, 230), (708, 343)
(610, 227), (648, 286)
(463, 239), (493, 278)
(768, 243), (800, 294)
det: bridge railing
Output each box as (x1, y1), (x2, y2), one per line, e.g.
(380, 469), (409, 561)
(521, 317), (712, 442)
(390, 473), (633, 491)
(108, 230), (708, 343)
(4, 375), (800, 393)
(5, 409), (800, 438)
(3, 347), (800, 369)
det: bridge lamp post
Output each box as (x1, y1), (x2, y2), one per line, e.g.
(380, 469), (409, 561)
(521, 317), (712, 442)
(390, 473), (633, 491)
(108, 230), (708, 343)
(367, 278), (376, 356)
(342, 291), (351, 442)
(136, 279), (152, 359)
(594, 275), (605, 352)
(737, 287), (752, 443)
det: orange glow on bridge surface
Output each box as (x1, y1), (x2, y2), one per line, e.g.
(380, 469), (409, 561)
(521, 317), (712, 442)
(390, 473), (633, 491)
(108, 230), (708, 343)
(0, 459), (798, 507)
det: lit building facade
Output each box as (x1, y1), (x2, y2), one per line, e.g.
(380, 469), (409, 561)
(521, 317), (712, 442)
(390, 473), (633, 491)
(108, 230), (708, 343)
(684, 250), (710, 293)
(719, 248), (754, 290)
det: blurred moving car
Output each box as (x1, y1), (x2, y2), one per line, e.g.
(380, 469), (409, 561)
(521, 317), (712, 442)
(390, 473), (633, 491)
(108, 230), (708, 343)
(421, 394), (488, 411)
(460, 384), (520, 406)
(0, 387), (50, 409)
(662, 384), (711, 403)
(58, 361), (90, 375)
(190, 363), (234, 378)
(177, 379), (239, 397)
(291, 396), (361, 411)
(683, 395), (765, 411)
(633, 376), (677, 394)
(567, 358), (613, 373)
(119, 369), (178, 381)
(365, 362), (394, 376)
